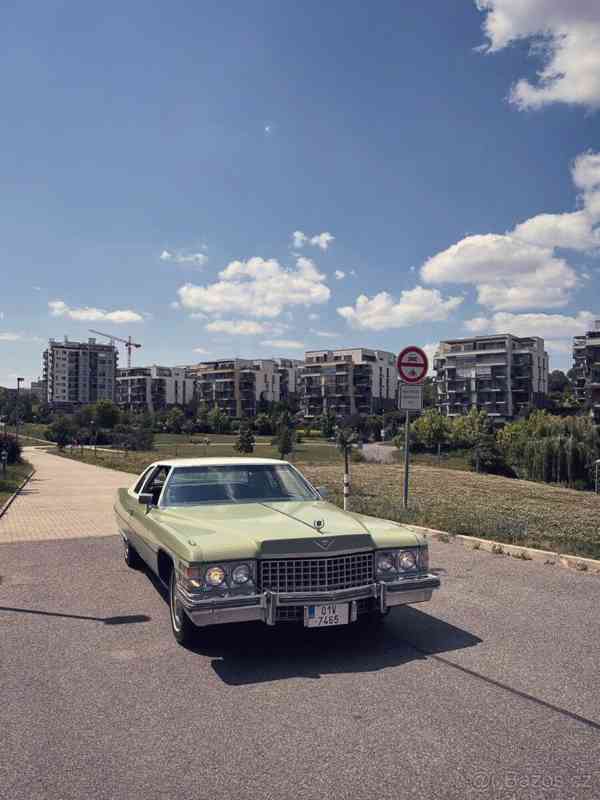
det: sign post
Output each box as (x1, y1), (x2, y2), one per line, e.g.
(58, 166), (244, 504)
(397, 346), (429, 509)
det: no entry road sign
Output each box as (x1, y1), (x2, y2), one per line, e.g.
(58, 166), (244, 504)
(397, 346), (429, 384)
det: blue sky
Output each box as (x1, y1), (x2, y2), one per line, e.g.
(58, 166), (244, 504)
(2, 0), (600, 386)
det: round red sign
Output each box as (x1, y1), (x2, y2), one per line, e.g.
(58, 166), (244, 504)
(397, 346), (429, 384)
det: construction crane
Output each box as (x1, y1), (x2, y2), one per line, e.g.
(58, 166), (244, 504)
(89, 330), (142, 368)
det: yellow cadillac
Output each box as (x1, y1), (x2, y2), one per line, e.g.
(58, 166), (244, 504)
(114, 458), (440, 645)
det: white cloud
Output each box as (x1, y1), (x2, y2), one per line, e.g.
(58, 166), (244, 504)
(170, 301), (180, 310)
(49, 300), (143, 323)
(421, 152), (600, 311)
(205, 319), (276, 336)
(311, 329), (338, 338)
(477, 0), (600, 110)
(261, 338), (305, 350)
(0, 312), (4, 320)
(177, 256), (330, 319)
(334, 270), (346, 280)
(308, 313), (319, 320)
(292, 231), (335, 250)
(160, 249), (207, 267)
(0, 332), (22, 342)
(464, 310), (596, 340)
(422, 343), (439, 376)
(193, 347), (209, 355)
(337, 286), (463, 331)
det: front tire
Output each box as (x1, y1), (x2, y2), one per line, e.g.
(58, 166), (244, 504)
(169, 569), (197, 646)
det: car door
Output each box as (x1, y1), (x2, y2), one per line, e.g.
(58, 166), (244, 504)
(129, 465), (171, 572)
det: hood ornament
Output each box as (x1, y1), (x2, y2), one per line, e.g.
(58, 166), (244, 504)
(313, 519), (325, 531)
(314, 537), (334, 550)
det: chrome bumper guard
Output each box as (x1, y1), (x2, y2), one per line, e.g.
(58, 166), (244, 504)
(178, 574), (441, 628)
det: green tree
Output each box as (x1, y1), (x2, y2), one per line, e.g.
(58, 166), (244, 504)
(411, 409), (450, 453)
(46, 416), (76, 449)
(548, 370), (571, 396)
(273, 410), (295, 459)
(235, 419), (255, 453)
(254, 413), (273, 436)
(208, 405), (229, 434)
(74, 405), (94, 429)
(364, 415), (383, 441)
(195, 408), (210, 433)
(450, 407), (491, 449)
(92, 400), (120, 429)
(319, 410), (337, 438)
(166, 406), (185, 434)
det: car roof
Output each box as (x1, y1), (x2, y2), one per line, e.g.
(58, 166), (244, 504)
(147, 457), (290, 469)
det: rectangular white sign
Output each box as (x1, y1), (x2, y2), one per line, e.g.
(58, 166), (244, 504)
(400, 384), (423, 411)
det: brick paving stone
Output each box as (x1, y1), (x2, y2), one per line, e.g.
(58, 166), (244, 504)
(0, 449), (133, 543)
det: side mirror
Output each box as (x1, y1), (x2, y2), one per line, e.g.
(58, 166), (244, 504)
(138, 492), (153, 507)
(316, 486), (330, 499)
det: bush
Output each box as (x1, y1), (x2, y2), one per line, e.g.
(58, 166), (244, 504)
(0, 434), (22, 464)
(46, 416), (76, 449)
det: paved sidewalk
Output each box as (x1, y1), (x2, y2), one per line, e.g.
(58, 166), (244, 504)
(0, 449), (132, 543)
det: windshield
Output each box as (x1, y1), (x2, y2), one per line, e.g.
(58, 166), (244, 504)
(162, 464), (319, 506)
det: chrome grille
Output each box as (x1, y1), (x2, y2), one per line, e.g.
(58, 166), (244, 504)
(260, 552), (374, 594)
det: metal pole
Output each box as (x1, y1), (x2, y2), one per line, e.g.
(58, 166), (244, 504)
(403, 409), (410, 509)
(343, 446), (350, 512)
(596, 460), (600, 494)
(15, 377), (24, 445)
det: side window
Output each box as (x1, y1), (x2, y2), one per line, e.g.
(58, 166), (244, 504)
(142, 466), (171, 505)
(133, 467), (153, 494)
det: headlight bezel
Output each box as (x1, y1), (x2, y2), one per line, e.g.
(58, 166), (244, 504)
(375, 546), (428, 580)
(180, 560), (256, 591)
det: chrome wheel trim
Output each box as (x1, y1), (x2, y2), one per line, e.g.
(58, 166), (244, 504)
(123, 538), (130, 560)
(170, 573), (183, 632)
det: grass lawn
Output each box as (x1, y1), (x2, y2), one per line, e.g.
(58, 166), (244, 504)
(56, 440), (342, 473)
(154, 432), (274, 446)
(299, 463), (600, 560)
(18, 422), (50, 439)
(56, 447), (600, 559)
(0, 462), (33, 507)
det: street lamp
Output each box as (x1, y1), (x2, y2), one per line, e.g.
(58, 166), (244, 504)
(15, 377), (24, 445)
(595, 459), (600, 495)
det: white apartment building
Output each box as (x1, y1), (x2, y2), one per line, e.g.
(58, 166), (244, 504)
(43, 337), (117, 407)
(572, 319), (600, 424)
(187, 358), (296, 417)
(116, 365), (195, 413)
(299, 347), (398, 419)
(434, 334), (548, 423)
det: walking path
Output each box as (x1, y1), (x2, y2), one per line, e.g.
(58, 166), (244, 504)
(0, 448), (132, 543)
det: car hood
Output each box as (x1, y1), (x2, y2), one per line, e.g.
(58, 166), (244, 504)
(153, 500), (422, 562)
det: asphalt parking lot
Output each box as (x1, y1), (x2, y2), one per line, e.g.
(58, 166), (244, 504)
(1, 528), (599, 800)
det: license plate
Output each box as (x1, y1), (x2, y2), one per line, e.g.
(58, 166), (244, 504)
(304, 603), (349, 628)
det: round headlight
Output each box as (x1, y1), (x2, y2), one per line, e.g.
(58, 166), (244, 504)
(232, 564), (251, 584)
(398, 551), (417, 571)
(205, 565), (226, 586)
(376, 552), (395, 572)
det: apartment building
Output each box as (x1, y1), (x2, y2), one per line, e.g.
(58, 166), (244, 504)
(572, 320), (600, 423)
(276, 358), (303, 401)
(299, 348), (398, 419)
(43, 337), (117, 407)
(30, 378), (47, 403)
(116, 365), (195, 413)
(187, 358), (286, 417)
(434, 334), (548, 423)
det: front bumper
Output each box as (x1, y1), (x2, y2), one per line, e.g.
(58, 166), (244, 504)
(177, 574), (441, 628)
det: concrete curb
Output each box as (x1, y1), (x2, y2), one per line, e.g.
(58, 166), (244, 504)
(0, 467), (36, 520)
(406, 524), (600, 576)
